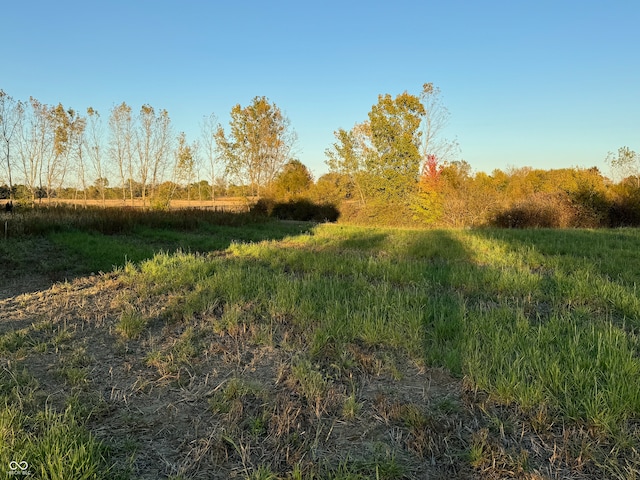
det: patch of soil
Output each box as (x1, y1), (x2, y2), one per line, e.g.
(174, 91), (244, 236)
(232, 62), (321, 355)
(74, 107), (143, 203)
(0, 274), (58, 301)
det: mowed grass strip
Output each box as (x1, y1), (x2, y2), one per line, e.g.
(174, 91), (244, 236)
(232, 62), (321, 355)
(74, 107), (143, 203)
(123, 225), (640, 439)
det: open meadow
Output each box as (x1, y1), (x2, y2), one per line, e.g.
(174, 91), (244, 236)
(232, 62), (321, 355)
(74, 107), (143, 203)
(1, 206), (639, 479)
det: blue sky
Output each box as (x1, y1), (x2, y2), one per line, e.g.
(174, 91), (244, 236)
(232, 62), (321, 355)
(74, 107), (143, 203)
(1, 0), (638, 178)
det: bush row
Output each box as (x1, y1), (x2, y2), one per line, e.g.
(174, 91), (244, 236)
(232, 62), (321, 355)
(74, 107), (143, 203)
(490, 192), (640, 228)
(251, 198), (340, 222)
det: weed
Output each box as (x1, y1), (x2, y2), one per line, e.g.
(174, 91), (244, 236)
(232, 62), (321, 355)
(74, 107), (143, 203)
(468, 428), (489, 468)
(246, 464), (279, 480)
(246, 412), (270, 437)
(0, 329), (32, 355)
(342, 394), (362, 421)
(290, 359), (328, 417)
(56, 367), (88, 387)
(115, 308), (147, 340)
(0, 405), (112, 480)
(434, 397), (460, 414)
(209, 378), (265, 417)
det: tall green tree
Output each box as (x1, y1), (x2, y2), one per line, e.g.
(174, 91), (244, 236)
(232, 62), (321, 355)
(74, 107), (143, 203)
(326, 89), (427, 207)
(325, 126), (367, 205)
(365, 91), (425, 202)
(215, 96), (296, 197)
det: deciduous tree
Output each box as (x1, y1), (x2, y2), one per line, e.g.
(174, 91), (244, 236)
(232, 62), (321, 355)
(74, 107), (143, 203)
(419, 83), (459, 165)
(18, 98), (52, 203)
(215, 96), (296, 197)
(412, 154), (444, 223)
(325, 127), (367, 205)
(269, 159), (312, 200)
(326, 89), (429, 210)
(86, 107), (108, 206)
(607, 146), (639, 188)
(108, 102), (134, 204)
(200, 112), (223, 202)
(0, 90), (22, 201)
(136, 104), (172, 205)
(174, 132), (198, 201)
(365, 91), (425, 202)
(66, 109), (87, 206)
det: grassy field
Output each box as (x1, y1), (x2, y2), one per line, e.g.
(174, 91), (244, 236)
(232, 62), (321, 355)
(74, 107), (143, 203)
(1, 208), (639, 479)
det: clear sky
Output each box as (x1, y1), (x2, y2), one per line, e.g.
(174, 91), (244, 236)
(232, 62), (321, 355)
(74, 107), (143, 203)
(1, 0), (638, 178)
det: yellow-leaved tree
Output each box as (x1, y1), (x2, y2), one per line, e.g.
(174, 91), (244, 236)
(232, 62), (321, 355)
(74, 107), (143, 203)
(214, 96), (297, 198)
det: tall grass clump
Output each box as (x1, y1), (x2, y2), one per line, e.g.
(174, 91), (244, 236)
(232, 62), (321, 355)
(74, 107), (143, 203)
(0, 406), (111, 480)
(0, 363), (115, 479)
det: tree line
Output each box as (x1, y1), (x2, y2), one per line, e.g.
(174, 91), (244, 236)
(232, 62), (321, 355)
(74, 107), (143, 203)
(321, 84), (640, 227)
(0, 90), (299, 209)
(1, 86), (639, 227)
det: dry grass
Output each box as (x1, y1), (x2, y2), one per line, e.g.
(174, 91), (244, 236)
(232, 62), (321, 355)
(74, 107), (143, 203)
(36, 197), (253, 211)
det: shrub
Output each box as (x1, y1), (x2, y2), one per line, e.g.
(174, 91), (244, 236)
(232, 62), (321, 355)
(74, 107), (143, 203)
(271, 200), (316, 221)
(605, 183), (640, 227)
(250, 198), (276, 217)
(251, 198), (339, 222)
(315, 203), (341, 222)
(567, 185), (610, 228)
(491, 193), (574, 228)
(608, 195), (640, 227)
(336, 199), (430, 227)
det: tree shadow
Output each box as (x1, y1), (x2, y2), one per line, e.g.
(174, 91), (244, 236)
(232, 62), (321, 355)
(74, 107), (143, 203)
(336, 230), (389, 252)
(0, 217), (314, 300)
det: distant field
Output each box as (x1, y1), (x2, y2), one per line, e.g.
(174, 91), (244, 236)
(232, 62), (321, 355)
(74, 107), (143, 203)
(1, 215), (639, 479)
(25, 197), (254, 211)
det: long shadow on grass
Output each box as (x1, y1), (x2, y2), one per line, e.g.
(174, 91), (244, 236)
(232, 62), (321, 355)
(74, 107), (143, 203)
(260, 227), (478, 375)
(315, 227), (640, 442)
(1, 218), (314, 299)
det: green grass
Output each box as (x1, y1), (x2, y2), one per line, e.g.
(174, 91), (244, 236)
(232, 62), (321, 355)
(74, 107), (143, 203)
(0, 364), (114, 480)
(115, 308), (148, 340)
(123, 225), (640, 440)
(4, 210), (640, 478)
(1, 208), (312, 279)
